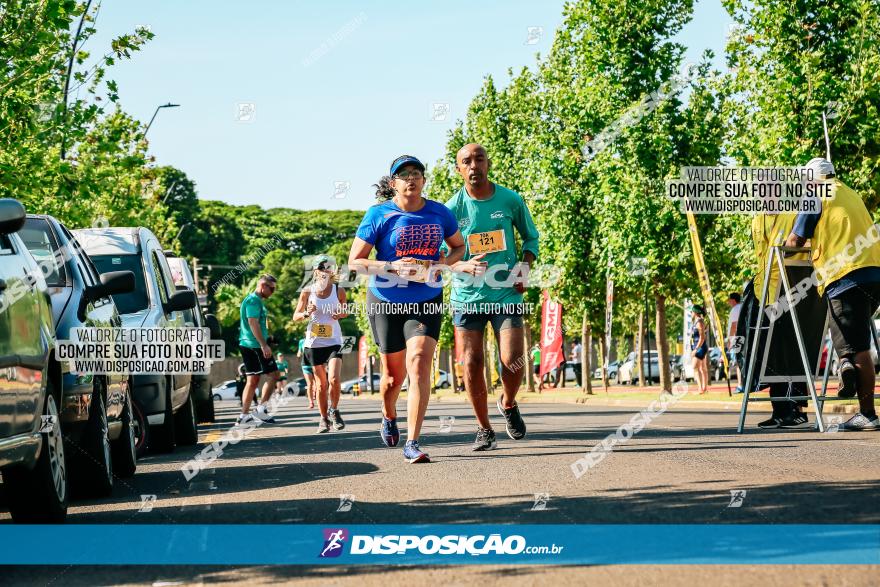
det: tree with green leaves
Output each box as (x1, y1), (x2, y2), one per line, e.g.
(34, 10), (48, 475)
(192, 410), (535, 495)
(1, 1), (153, 224)
(724, 0), (880, 210)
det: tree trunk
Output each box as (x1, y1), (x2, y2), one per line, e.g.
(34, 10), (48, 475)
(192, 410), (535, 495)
(598, 334), (609, 391)
(525, 322), (535, 393)
(655, 288), (673, 393)
(637, 310), (646, 388)
(581, 310), (591, 394)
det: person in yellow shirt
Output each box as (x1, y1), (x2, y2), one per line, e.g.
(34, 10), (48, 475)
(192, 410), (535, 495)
(750, 212), (810, 428)
(785, 158), (880, 431)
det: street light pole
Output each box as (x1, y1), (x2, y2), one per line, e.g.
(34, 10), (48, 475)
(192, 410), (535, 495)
(145, 102), (180, 137)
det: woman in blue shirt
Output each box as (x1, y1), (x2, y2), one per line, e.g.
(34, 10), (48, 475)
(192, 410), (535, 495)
(349, 155), (481, 463)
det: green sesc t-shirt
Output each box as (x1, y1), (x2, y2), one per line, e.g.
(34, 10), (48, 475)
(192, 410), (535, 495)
(277, 359), (289, 373)
(239, 292), (268, 349)
(445, 183), (539, 307)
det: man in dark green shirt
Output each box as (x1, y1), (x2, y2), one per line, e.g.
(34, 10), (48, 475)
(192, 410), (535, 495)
(445, 143), (539, 451)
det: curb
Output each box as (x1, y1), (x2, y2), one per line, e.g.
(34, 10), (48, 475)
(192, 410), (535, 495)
(350, 391), (862, 414)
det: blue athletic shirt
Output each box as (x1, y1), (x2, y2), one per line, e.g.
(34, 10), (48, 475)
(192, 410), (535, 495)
(355, 198), (459, 303)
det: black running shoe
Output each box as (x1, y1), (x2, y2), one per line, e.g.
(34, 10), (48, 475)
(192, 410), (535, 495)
(472, 428), (497, 452)
(496, 395), (526, 440)
(778, 412), (810, 428)
(328, 408), (345, 430)
(758, 416), (782, 429)
(837, 360), (858, 398)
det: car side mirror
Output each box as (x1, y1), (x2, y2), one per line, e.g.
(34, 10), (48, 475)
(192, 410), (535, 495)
(205, 313), (222, 338)
(86, 270), (134, 302)
(0, 199), (26, 234)
(163, 289), (196, 314)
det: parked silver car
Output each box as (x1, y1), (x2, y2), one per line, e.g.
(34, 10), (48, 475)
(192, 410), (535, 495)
(616, 350), (661, 385)
(74, 227), (198, 455)
(166, 253), (222, 423)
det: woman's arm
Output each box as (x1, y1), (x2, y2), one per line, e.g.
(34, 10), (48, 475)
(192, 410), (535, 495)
(348, 237), (392, 275)
(292, 290), (312, 321)
(440, 230), (467, 267)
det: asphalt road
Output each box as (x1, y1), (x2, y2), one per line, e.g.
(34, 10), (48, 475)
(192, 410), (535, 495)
(2, 395), (878, 585)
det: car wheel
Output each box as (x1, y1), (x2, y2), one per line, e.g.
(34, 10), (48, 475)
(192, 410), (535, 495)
(174, 390), (198, 447)
(69, 383), (113, 498)
(196, 393), (215, 424)
(150, 378), (176, 454)
(212, 394), (222, 402)
(131, 394), (149, 459)
(4, 388), (68, 523)
(111, 385), (137, 478)
(440, 381), (450, 389)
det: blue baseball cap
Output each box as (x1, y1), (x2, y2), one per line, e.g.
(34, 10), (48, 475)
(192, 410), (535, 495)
(390, 155), (425, 176)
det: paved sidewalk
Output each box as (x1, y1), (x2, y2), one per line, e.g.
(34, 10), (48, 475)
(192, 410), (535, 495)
(350, 380), (864, 414)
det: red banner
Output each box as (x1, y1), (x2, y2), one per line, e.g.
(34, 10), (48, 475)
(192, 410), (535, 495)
(358, 336), (368, 377)
(539, 290), (564, 376)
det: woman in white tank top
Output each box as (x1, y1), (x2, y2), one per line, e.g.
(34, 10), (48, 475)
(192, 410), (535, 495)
(293, 256), (348, 433)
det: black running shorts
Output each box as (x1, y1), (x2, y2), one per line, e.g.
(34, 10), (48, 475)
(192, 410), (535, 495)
(367, 289), (443, 354)
(302, 345), (343, 367)
(240, 345), (278, 376)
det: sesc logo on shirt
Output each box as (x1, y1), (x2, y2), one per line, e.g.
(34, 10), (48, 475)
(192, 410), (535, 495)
(490, 211), (505, 219)
(458, 217), (470, 229)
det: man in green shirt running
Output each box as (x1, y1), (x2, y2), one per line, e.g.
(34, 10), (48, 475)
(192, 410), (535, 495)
(445, 143), (539, 451)
(238, 274), (280, 424)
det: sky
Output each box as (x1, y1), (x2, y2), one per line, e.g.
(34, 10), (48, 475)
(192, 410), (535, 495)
(89, 0), (732, 212)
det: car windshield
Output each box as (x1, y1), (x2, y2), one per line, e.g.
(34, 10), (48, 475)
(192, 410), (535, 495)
(90, 254), (149, 314)
(19, 218), (66, 287)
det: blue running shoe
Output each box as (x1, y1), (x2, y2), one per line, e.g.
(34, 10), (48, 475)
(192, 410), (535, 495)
(380, 417), (400, 447)
(403, 440), (430, 463)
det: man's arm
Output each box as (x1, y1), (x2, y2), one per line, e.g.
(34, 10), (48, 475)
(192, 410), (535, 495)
(785, 201), (822, 248)
(247, 316), (271, 358)
(515, 197), (539, 264)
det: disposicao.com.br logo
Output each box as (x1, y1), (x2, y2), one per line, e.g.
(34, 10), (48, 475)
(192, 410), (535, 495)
(319, 529), (564, 557)
(319, 528), (348, 558)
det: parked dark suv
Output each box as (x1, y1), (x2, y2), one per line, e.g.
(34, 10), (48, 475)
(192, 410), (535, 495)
(74, 227), (198, 456)
(0, 200), (67, 522)
(20, 215), (138, 496)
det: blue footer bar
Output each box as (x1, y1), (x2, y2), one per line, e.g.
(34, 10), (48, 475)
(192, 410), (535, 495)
(0, 525), (877, 565)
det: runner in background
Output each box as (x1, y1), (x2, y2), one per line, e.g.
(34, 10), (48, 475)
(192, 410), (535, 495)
(445, 143), (539, 451)
(531, 344), (543, 391)
(238, 274), (279, 424)
(297, 337), (316, 409)
(276, 352), (289, 396)
(293, 256), (348, 433)
(349, 155), (472, 463)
